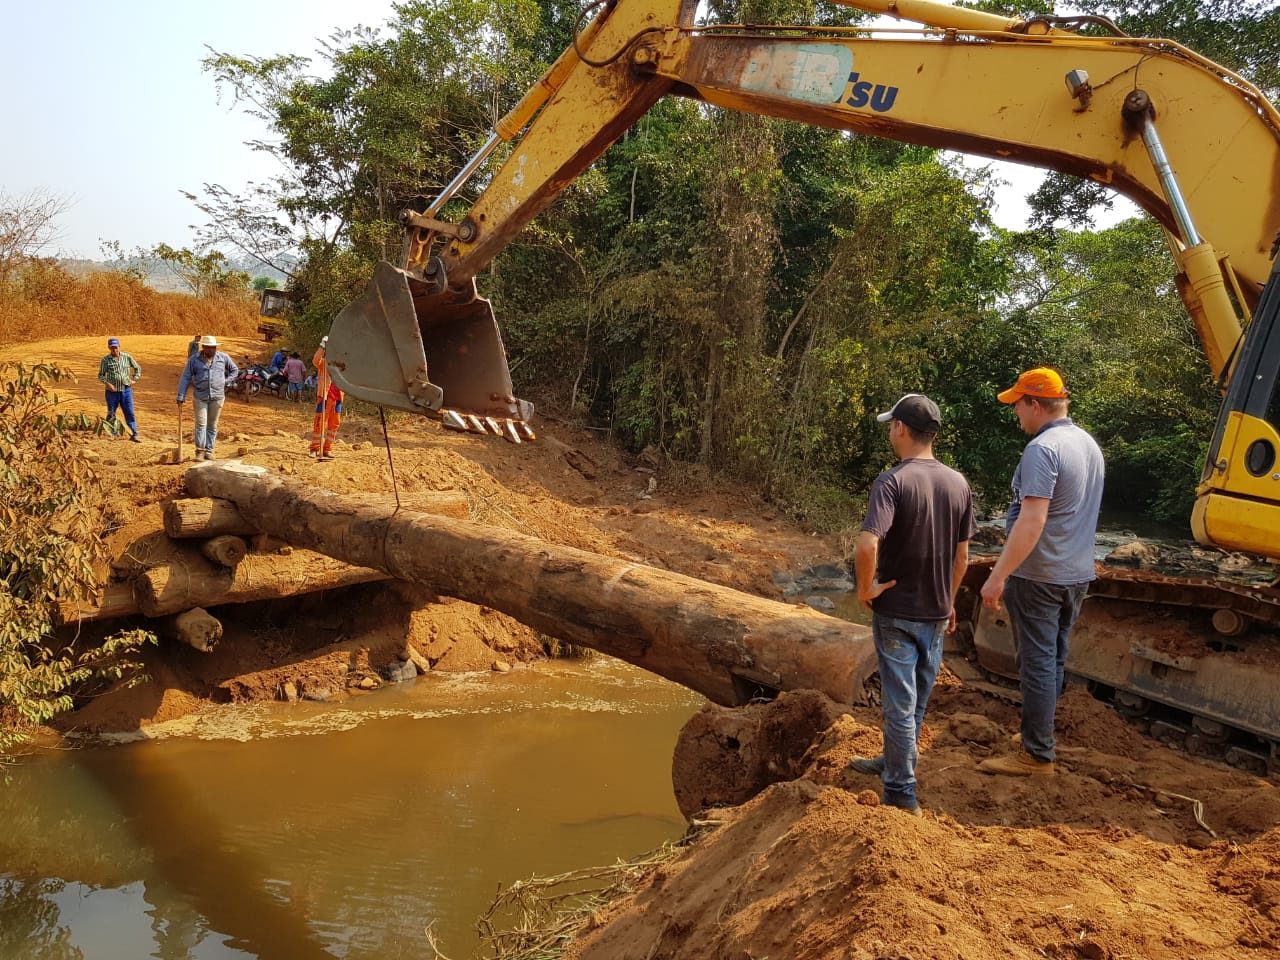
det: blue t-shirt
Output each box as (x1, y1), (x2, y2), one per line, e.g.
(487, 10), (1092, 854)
(1005, 418), (1105, 585)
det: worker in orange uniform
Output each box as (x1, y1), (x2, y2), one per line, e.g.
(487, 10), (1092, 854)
(308, 336), (344, 460)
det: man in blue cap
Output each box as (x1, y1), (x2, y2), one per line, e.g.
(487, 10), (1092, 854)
(97, 337), (142, 441)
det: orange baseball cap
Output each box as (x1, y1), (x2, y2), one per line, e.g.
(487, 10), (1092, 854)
(997, 367), (1068, 404)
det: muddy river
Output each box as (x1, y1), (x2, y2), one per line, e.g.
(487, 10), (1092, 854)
(0, 658), (704, 959)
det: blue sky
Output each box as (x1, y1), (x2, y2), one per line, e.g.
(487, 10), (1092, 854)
(0, 0), (396, 259)
(0, 1), (1132, 261)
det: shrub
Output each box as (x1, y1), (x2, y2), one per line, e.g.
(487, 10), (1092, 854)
(0, 362), (153, 754)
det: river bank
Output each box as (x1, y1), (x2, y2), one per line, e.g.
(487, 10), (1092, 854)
(6, 335), (1280, 959)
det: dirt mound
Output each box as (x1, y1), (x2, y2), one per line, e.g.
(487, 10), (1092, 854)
(579, 682), (1280, 960)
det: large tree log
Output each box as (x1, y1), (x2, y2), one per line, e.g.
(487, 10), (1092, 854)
(57, 581), (139, 625)
(184, 462), (877, 707)
(164, 498), (259, 538)
(164, 491), (471, 539)
(133, 551), (390, 618)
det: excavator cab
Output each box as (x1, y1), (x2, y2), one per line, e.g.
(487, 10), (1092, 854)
(324, 261), (535, 442)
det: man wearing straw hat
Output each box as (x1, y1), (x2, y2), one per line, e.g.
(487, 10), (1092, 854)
(177, 335), (239, 461)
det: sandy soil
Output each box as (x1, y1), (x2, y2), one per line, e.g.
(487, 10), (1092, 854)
(8, 335), (1279, 958)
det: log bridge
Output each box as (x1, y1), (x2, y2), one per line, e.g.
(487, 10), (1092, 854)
(62, 461), (877, 707)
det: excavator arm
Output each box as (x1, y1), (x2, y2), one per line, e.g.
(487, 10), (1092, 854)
(326, 0), (1280, 557)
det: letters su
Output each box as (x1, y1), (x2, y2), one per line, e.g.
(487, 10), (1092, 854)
(844, 71), (899, 112)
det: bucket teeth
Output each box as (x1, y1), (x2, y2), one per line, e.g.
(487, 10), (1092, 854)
(439, 408), (534, 444)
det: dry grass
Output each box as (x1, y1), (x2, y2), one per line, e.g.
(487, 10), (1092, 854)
(0, 262), (258, 344)
(441, 822), (717, 960)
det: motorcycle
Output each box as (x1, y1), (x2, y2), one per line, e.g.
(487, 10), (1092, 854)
(229, 364), (269, 399)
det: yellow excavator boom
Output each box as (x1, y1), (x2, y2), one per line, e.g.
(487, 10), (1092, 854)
(325, 0), (1280, 559)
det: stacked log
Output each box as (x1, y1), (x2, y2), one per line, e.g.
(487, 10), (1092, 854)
(182, 462), (878, 707)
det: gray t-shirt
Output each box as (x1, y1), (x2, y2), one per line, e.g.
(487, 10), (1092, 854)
(1005, 418), (1105, 585)
(862, 458), (977, 622)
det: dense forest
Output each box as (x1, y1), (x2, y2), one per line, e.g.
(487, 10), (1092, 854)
(192, 0), (1280, 528)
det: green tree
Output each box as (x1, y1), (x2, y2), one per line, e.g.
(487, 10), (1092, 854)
(148, 244), (252, 299)
(1, 363), (152, 753)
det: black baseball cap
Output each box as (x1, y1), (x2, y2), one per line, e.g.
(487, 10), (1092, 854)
(876, 393), (941, 433)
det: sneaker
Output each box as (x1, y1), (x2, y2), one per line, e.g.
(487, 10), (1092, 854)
(881, 793), (922, 817)
(978, 750), (1056, 777)
(318, 452), (334, 461)
(308, 450), (319, 459)
(848, 755), (886, 776)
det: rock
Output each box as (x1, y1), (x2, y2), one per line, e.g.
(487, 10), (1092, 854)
(82, 449), (100, 462)
(380, 659), (419, 683)
(351, 441), (372, 451)
(491, 660), (512, 672)
(855, 789), (880, 806)
(302, 685), (334, 702)
(237, 446), (249, 457)
(233, 433), (252, 442)
(356, 676), (378, 690)
(971, 525), (1005, 547)
(279, 463), (295, 475)
(948, 713), (1001, 745)
(804, 595), (836, 612)
(1107, 539), (1160, 567)
(281, 681), (299, 702)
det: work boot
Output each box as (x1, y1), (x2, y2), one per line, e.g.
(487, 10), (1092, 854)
(130, 433), (141, 443)
(203, 450), (214, 461)
(978, 750), (1055, 777)
(848, 755), (885, 776)
(880, 792), (922, 817)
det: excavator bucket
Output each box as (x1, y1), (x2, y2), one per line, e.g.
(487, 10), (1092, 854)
(324, 261), (535, 442)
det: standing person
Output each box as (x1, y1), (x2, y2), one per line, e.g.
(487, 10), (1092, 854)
(188, 334), (202, 358)
(849, 394), (976, 815)
(283, 351), (307, 401)
(176, 335), (239, 461)
(309, 336), (344, 461)
(978, 367), (1104, 777)
(97, 337), (142, 442)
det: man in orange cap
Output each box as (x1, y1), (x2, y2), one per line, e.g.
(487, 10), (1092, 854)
(978, 367), (1104, 777)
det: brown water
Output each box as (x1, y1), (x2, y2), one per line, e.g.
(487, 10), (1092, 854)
(0, 658), (703, 959)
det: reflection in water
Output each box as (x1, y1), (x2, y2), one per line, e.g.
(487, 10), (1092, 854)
(0, 658), (702, 959)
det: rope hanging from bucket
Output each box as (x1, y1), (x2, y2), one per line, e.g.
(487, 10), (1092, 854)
(379, 408), (401, 510)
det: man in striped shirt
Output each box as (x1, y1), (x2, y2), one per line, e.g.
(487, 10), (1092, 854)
(97, 337), (142, 442)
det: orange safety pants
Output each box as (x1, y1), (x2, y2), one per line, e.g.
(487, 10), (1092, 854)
(309, 399), (342, 454)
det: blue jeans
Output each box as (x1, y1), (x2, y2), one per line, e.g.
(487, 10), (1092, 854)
(1004, 576), (1089, 763)
(193, 396), (225, 453)
(872, 614), (946, 806)
(105, 387), (137, 437)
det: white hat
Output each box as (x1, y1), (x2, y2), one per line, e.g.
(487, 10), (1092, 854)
(199, 335), (219, 347)
(320, 336), (329, 348)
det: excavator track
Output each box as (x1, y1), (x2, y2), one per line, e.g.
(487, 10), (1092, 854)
(958, 557), (1280, 778)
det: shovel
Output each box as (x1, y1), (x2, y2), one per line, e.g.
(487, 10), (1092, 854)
(177, 403), (184, 464)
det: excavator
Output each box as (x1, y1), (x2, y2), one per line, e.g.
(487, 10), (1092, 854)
(323, 0), (1280, 772)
